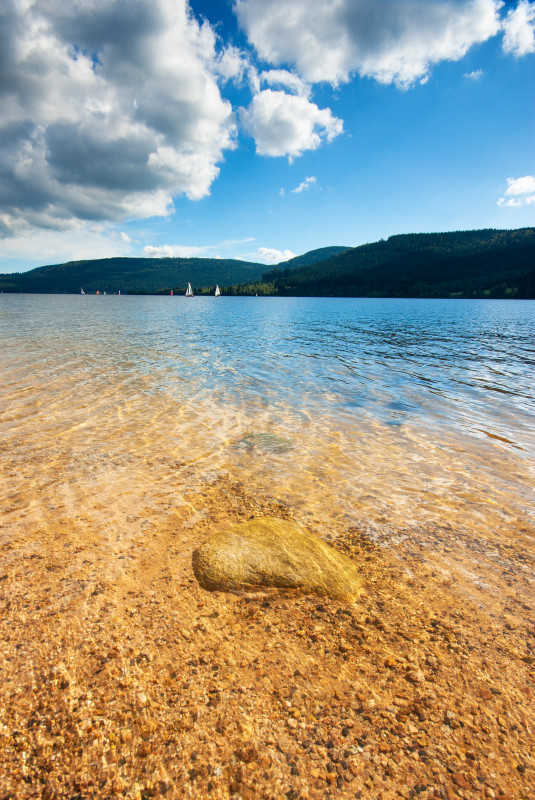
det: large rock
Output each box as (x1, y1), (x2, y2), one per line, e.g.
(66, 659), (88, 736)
(192, 517), (363, 602)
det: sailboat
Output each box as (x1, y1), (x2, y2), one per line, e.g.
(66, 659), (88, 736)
(214, 284), (221, 297)
(185, 282), (194, 297)
(80, 288), (85, 295)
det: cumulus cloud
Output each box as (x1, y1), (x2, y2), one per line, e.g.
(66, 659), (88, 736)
(260, 69), (310, 97)
(292, 176), (317, 193)
(0, 0), (236, 238)
(235, 0), (504, 88)
(497, 175), (535, 206)
(505, 175), (535, 195)
(215, 44), (249, 83)
(502, 0), (535, 56)
(243, 246), (296, 263)
(241, 90), (343, 159)
(240, 66), (339, 160)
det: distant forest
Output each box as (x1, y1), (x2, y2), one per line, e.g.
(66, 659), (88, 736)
(1, 229), (533, 298)
(0, 256), (265, 295)
(227, 228), (535, 299)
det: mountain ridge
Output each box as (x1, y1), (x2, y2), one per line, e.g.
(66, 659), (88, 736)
(255, 228), (535, 299)
(1, 228), (533, 298)
(0, 256), (266, 294)
(277, 246), (351, 269)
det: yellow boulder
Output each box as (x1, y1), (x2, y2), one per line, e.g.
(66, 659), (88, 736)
(192, 517), (362, 602)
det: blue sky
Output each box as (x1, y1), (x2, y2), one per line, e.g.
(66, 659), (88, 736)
(1, 0), (534, 273)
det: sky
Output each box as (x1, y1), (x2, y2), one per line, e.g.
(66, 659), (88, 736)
(1, 0), (534, 274)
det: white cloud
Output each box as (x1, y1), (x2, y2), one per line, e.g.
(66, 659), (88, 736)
(243, 247), (296, 264)
(241, 90), (343, 159)
(260, 69), (310, 97)
(142, 237), (257, 259)
(502, 0), (535, 56)
(497, 175), (535, 207)
(0, 224), (132, 267)
(0, 0), (236, 239)
(215, 44), (249, 83)
(503, 194), (535, 206)
(497, 197), (520, 207)
(292, 176), (317, 193)
(464, 69), (484, 80)
(120, 232), (132, 243)
(143, 244), (208, 258)
(505, 175), (535, 195)
(236, 0), (504, 88)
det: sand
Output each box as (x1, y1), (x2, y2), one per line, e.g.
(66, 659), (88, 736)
(1, 473), (534, 800)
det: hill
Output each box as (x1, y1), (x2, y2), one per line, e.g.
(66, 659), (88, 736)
(0, 256), (266, 294)
(0, 246), (350, 294)
(257, 228), (535, 299)
(278, 246), (351, 269)
(1, 230), (533, 297)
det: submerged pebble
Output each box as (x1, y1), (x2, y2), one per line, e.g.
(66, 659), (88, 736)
(236, 432), (293, 453)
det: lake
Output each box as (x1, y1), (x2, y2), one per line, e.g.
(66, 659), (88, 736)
(1, 294), (534, 607)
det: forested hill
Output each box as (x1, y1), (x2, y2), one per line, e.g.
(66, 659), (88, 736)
(278, 246), (351, 269)
(258, 229), (535, 299)
(1, 229), (533, 297)
(0, 256), (266, 294)
(0, 247), (349, 294)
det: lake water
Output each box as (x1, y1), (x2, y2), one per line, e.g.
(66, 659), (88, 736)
(1, 295), (534, 606)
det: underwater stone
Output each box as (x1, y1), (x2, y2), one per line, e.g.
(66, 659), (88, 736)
(192, 517), (363, 602)
(237, 433), (293, 453)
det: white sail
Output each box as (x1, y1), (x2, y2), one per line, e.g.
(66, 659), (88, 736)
(214, 284), (220, 297)
(80, 288), (85, 294)
(185, 282), (193, 296)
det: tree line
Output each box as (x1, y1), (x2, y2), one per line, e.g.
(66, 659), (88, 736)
(251, 228), (535, 299)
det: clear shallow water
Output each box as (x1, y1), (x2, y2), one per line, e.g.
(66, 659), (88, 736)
(1, 295), (534, 599)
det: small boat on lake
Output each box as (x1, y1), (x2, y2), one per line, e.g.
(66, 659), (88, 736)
(81, 288), (85, 295)
(214, 285), (221, 297)
(185, 282), (194, 297)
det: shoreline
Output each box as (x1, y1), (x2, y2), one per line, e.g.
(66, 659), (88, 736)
(1, 477), (533, 799)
